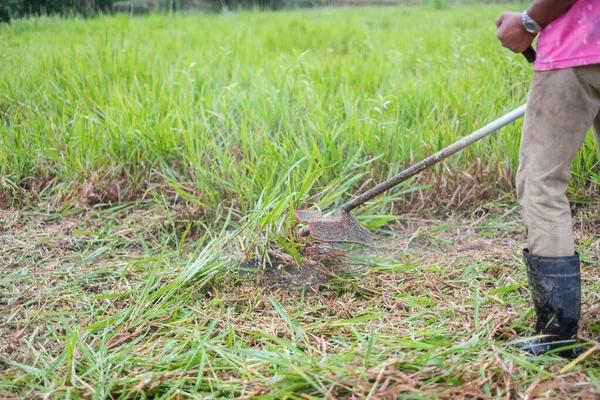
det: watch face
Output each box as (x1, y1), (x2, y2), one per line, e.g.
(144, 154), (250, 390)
(524, 21), (537, 33)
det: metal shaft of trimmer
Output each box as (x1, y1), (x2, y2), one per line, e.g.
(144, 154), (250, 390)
(341, 104), (528, 212)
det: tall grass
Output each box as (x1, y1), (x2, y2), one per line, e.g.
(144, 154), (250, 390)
(3, 6), (597, 221)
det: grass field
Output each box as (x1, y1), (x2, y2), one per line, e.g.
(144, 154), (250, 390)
(2, 5), (600, 399)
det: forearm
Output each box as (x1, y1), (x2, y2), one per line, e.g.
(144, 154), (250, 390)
(527, 0), (577, 28)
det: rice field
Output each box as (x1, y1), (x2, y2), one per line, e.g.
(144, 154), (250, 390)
(2, 5), (600, 399)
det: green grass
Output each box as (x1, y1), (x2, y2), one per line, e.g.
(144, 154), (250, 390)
(1, 6), (597, 209)
(2, 5), (600, 399)
(1, 6), (598, 231)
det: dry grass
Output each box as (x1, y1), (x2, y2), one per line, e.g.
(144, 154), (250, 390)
(2, 203), (600, 398)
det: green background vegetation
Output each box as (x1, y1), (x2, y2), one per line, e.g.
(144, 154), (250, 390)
(1, 6), (599, 233)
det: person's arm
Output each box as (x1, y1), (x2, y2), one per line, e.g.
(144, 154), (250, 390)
(496, 0), (576, 54)
(526, 0), (576, 28)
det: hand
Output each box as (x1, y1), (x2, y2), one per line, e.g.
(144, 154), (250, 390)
(496, 12), (536, 53)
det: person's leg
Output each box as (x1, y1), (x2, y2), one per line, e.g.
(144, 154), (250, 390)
(515, 65), (600, 358)
(517, 66), (600, 257)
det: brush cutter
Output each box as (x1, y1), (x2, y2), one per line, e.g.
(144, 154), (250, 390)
(295, 49), (536, 246)
(294, 104), (528, 246)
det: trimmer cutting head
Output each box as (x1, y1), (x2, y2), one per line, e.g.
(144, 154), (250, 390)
(294, 208), (374, 246)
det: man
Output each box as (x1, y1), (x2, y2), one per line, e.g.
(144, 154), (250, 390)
(496, 0), (600, 358)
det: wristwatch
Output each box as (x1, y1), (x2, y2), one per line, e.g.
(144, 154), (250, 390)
(522, 11), (542, 34)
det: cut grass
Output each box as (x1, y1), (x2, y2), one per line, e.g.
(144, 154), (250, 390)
(2, 205), (600, 398)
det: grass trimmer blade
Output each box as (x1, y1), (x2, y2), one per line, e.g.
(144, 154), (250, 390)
(294, 209), (374, 246)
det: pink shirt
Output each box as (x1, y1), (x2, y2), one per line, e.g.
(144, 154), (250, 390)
(535, 0), (600, 71)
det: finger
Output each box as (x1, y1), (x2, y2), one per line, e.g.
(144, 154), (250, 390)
(495, 14), (505, 28)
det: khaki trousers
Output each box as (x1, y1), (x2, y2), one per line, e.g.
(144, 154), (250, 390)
(517, 64), (600, 257)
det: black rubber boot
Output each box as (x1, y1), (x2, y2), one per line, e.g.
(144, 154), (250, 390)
(517, 249), (582, 359)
